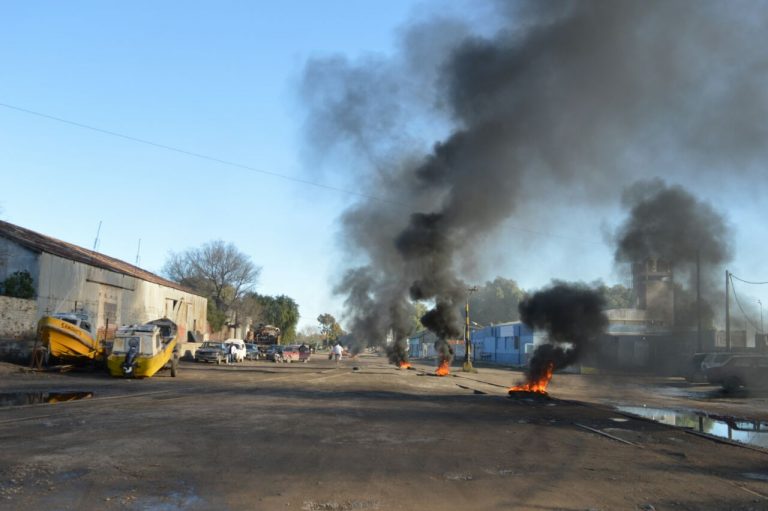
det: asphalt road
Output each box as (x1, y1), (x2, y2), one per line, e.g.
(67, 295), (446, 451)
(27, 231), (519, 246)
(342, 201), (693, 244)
(1, 355), (767, 511)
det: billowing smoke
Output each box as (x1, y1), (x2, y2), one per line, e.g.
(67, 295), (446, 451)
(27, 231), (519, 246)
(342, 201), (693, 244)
(614, 179), (732, 327)
(519, 283), (608, 384)
(301, 1), (767, 350)
(434, 338), (454, 370)
(386, 338), (409, 366)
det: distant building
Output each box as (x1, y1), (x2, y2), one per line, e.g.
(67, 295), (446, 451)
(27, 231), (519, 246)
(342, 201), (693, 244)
(632, 257), (674, 328)
(470, 322), (537, 367)
(0, 220), (207, 346)
(407, 321), (537, 367)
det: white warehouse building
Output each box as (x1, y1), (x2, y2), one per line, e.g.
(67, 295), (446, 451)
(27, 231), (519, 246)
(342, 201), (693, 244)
(0, 220), (207, 347)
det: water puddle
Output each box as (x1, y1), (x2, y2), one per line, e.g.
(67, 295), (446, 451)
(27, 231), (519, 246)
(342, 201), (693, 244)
(617, 406), (768, 448)
(0, 391), (93, 407)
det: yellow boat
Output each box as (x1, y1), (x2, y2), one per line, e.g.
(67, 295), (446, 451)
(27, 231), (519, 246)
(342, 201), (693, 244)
(107, 319), (179, 378)
(38, 312), (102, 361)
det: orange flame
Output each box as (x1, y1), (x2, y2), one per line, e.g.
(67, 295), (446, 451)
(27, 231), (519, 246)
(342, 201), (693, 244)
(435, 359), (450, 376)
(397, 361), (412, 369)
(508, 362), (554, 394)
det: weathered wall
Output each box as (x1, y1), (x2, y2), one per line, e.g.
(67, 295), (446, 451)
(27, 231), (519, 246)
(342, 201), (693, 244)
(36, 253), (208, 339)
(0, 296), (38, 361)
(0, 296), (37, 339)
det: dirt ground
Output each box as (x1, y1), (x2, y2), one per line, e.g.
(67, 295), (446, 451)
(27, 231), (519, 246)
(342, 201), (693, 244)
(1, 355), (768, 511)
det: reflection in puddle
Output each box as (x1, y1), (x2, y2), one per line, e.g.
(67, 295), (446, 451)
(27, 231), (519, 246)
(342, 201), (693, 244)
(617, 406), (768, 448)
(0, 391), (93, 407)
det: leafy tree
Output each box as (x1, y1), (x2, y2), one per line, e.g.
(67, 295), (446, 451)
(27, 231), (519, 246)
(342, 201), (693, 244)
(1, 270), (35, 299)
(409, 302), (428, 334)
(317, 313), (344, 344)
(469, 277), (525, 326)
(207, 305), (228, 333)
(255, 294), (300, 343)
(594, 281), (636, 309)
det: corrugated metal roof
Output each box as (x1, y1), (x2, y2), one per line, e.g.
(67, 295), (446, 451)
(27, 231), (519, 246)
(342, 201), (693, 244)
(0, 219), (199, 296)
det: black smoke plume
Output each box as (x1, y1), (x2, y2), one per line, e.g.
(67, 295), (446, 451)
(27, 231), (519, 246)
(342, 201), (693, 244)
(434, 338), (454, 371)
(519, 283), (608, 384)
(386, 338), (410, 366)
(301, 1), (766, 350)
(614, 179), (732, 327)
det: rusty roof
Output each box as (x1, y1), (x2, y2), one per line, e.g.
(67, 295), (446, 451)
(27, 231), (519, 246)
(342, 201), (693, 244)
(0, 219), (199, 295)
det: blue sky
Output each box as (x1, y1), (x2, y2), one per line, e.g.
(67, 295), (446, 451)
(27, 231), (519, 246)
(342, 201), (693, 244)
(0, 1), (424, 329)
(2, 1), (767, 332)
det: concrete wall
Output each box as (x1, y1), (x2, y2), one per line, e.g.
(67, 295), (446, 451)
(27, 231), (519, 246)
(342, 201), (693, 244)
(0, 296), (37, 339)
(0, 296), (38, 362)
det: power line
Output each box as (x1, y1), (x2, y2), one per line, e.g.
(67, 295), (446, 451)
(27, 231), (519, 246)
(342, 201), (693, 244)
(730, 273), (768, 285)
(0, 100), (607, 247)
(730, 274), (763, 333)
(0, 101), (402, 206)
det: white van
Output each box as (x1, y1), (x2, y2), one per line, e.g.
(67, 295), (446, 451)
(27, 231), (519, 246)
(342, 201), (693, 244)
(223, 339), (246, 363)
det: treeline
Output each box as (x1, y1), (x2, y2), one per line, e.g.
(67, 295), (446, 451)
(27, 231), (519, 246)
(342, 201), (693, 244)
(162, 240), (300, 341)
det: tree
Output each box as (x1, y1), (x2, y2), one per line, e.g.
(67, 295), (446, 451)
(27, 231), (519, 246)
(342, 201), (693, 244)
(164, 240), (260, 310)
(1, 270), (35, 299)
(594, 281), (636, 309)
(163, 240), (261, 332)
(317, 313), (343, 345)
(470, 277), (525, 326)
(255, 294), (300, 343)
(409, 302), (428, 334)
(296, 325), (323, 344)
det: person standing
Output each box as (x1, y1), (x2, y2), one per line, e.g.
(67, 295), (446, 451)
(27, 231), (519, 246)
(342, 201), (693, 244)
(332, 342), (343, 364)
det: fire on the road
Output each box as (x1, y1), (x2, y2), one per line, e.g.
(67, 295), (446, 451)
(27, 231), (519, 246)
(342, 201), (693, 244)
(435, 360), (450, 376)
(508, 361), (554, 394)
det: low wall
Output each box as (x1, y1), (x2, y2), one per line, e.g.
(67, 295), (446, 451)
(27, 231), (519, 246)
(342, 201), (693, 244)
(178, 341), (203, 361)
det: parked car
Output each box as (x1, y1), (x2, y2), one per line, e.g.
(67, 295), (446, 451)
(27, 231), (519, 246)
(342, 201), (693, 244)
(701, 352), (733, 372)
(705, 354), (768, 391)
(298, 344), (311, 363)
(223, 339), (246, 363)
(684, 352), (715, 382)
(245, 343), (261, 360)
(265, 345), (284, 362)
(281, 345), (301, 363)
(195, 341), (228, 364)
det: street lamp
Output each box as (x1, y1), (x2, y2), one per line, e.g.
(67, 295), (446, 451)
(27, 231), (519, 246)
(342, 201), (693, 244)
(462, 285), (479, 373)
(759, 299), (764, 334)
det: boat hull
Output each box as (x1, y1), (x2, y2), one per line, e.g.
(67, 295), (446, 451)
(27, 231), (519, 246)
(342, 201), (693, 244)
(38, 317), (102, 360)
(107, 337), (177, 378)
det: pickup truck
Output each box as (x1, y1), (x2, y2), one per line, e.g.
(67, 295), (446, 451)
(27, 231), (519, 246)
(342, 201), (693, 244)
(195, 341), (228, 364)
(706, 354), (768, 391)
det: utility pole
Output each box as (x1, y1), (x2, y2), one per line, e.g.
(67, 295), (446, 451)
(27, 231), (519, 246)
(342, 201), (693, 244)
(725, 269), (731, 351)
(696, 250), (702, 353)
(462, 285), (479, 373)
(92, 220), (102, 252)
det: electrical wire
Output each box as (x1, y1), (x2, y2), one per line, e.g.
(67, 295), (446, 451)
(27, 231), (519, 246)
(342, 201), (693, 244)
(0, 100), (607, 247)
(730, 273), (768, 285)
(0, 101), (403, 206)
(730, 274), (764, 333)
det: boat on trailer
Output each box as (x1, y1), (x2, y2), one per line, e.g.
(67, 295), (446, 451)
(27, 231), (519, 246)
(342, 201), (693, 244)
(38, 311), (102, 361)
(107, 318), (179, 378)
